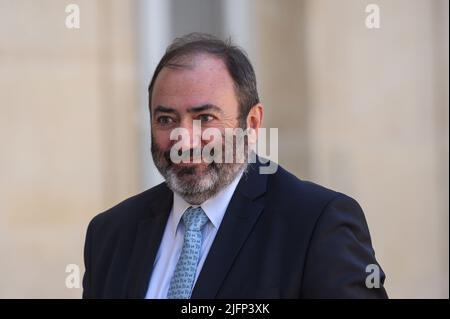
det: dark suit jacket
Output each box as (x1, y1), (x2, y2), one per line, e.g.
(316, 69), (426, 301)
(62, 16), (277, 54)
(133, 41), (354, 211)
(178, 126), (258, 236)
(83, 160), (387, 298)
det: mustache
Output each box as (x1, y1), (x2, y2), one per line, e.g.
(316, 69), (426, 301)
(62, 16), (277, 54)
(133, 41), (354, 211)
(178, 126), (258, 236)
(162, 148), (220, 176)
(164, 148), (203, 164)
(159, 148), (219, 167)
(166, 146), (225, 163)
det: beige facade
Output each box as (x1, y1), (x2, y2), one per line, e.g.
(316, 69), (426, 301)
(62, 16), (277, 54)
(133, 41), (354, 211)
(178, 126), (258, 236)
(0, 0), (448, 298)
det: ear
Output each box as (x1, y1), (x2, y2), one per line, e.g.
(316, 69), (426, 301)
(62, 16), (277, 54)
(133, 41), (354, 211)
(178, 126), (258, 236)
(246, 103), (264, 144)
(246, 103), (263, 130)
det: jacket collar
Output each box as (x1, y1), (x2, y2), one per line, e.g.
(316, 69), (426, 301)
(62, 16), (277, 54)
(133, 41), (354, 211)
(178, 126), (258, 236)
(126, 159), (269, 298)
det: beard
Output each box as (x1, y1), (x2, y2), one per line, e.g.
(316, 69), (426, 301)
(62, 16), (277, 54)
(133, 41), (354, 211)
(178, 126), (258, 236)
(151, 128), (249, 205)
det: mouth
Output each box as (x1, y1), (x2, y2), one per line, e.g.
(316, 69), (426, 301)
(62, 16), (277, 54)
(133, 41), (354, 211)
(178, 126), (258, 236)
(170, 159), (220, 179)
(173, 159), (212, 170)
(172, 162), (205, 170)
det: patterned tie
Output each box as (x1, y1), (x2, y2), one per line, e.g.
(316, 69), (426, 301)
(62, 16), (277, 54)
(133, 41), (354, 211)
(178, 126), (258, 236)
(167, 206), (209, 299)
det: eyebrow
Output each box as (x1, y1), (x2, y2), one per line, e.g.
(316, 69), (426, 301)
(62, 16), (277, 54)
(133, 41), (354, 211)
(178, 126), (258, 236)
(154, 105), (177, 114)
(153, 104), (224, 115)
(187, 104), (224, 114)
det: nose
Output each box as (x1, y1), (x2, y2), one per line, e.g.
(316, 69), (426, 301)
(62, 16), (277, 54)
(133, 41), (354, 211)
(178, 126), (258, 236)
(179, 118), (202, 150)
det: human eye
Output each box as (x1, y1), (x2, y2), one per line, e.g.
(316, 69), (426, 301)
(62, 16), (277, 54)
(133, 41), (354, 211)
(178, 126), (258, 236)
(156, 116), (175, 125)
(197, 114), (215, 123)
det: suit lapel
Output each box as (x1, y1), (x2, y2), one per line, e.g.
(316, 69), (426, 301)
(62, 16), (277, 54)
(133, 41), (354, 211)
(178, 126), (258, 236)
(125, 185), (173, 298)
(191, 162), (268, 298)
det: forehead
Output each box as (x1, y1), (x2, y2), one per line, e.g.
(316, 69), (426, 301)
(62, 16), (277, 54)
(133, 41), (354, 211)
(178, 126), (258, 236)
(151, 54), (237, 110)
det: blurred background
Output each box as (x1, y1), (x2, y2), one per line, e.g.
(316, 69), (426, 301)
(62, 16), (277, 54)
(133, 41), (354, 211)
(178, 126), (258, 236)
(0, 0), (448, 298)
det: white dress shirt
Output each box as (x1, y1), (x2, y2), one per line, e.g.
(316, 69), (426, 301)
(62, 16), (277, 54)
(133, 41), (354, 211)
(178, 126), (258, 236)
(145, 170), (244, 299)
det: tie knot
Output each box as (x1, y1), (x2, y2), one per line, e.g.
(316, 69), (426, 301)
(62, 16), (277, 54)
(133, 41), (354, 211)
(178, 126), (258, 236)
(182, 207), (209, 231)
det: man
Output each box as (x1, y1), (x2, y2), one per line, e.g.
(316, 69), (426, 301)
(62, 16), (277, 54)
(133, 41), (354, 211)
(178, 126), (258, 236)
(82, 33), (387, 299)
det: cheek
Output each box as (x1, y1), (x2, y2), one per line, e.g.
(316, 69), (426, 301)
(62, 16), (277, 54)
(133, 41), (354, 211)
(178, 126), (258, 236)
(152, 129), (172, 150)
(216, 117), (241, 130)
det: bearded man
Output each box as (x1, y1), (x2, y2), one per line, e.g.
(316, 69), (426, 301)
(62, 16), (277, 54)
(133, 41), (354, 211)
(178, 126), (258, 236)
(82, 33), (387, 299)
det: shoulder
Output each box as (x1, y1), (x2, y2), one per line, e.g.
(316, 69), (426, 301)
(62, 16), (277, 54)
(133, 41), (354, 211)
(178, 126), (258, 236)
(268, 164), (345, 205)
(265, 163), (362, 223)
(86, 182), (170, 234)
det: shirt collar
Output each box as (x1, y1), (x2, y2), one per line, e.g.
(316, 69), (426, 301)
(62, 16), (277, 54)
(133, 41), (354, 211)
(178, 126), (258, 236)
(170, 169), (244, 236)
